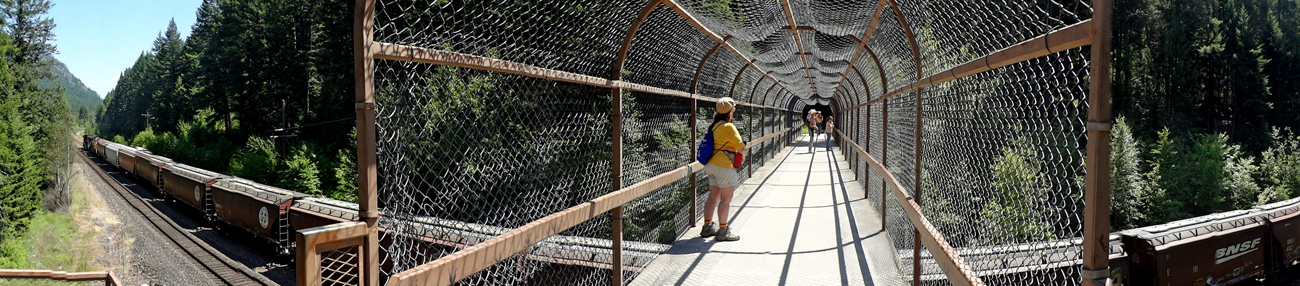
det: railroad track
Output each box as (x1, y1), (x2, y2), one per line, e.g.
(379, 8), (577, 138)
(77, 148), (278, 286)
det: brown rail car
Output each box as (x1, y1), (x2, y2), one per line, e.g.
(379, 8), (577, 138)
(161, 163), (223, 219)
(291, 197), (356, 229)
(209, 178), (298, 251)
(1123, 210), (1269, 286)
(116, 146), (139, 174)
(134, 150), (172, 191)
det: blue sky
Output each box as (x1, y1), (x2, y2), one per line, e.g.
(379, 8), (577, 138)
(49, 0), (203, 98)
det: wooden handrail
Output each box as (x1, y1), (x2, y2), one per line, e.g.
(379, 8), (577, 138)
(834, 128), (985, 286)
(842, 20), (1093, 111)
(0, 269), (121, 286)
(386, 128), (792, 286)
(370, 42), (791, 112)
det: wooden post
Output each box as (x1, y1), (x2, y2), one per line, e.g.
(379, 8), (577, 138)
(748, 105), (754, 177)
(612, 205), (624, 285)
(1082, 0), (1113, 285)
(690, 98), (698, 227)
(912, 89), (924, 286)
(854, 108), (860, 180)
(353, 0), (379, 285)
(611, 87), (625, 285)
(880, 100), (888, 232)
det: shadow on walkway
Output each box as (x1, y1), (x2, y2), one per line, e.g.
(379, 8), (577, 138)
(631, 135), (908, 286)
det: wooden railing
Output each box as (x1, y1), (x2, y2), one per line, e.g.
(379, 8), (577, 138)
(296, 222), (370, 286)
(384, 127), (792, 286)
(834, 128), (985, 285)
(0, 269), (121, 285)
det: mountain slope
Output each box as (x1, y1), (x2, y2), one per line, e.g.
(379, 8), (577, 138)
(38, 58), (101, 113)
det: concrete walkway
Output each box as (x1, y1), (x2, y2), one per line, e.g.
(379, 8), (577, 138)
(632, 134), (907, 286)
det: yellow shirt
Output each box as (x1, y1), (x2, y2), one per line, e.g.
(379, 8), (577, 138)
(707, 122), (745, 170)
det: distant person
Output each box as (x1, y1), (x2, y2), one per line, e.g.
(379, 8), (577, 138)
(701, 97), (744, 241)
(825, 115), (834, 148)
(807, 110), (821, 153)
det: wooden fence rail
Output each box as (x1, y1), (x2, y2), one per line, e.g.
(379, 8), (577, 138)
(0, 269), (121, 286)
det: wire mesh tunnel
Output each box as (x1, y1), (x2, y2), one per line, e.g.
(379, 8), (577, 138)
(355, 0), (1111, 285)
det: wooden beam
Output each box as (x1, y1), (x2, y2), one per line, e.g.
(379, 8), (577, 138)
(845, 20), (1093, 110)
(1082, 0), (1114, 284)
(879, 1), (926, 283)
(371, 43), (789, 111)
(613, 0), (664, 80)
(660, 0), (804, 101)
(385, 128), (796, 286)
(690, 42), (726, 94)
(775, 0), (818, 96)
(823, 0), (889, 105)
(726, 64), (751, 98)
(353, 0), (380, 285)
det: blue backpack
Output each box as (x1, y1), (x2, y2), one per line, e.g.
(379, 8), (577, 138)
(696, 123), (726, 164)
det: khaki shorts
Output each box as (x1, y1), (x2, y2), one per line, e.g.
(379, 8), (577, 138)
(704, 164), (739, 188)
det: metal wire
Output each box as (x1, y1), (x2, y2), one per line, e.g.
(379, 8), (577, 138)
(367, 0), (1095, 284)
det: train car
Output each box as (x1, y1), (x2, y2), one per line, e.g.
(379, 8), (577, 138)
(134, 150), (172, 191)
(1122, 210), (1269, 286)
(93, 138), (106, 158)
(82, 134), (95, 150)
(103, 141), (121, 169)
(116, 146), (140, 175)
(292, 197), (358, 229)
(209, 177), (299, 254)
(899, 234), (1127, 285)
(1252, 197), (1300, 279)
(160, 163), (225, 220)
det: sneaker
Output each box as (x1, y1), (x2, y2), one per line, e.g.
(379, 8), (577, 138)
(715, 226), (740, 241)
(700, 222), (717, 237)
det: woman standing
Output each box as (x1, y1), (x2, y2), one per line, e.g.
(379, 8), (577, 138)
(807, 110), (820, 153)
(701, 97), (745, 241)
(825, 115), (834, 149)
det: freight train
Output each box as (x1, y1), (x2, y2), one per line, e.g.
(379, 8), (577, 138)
(81, 134), (661, 277)
(899, 197), (1300, 285)
(84, 134), (355, 256)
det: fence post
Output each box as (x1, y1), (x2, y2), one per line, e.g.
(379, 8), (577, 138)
(880, 100), (888, 232)
(690, 98), (698, 228)
(611, 87), (624, 286)
(912, 90), (924, 286)
(854, 108), (860, 180)
(352, 0), (380, 285)
(1082, 0), (1114, 284)
(748, 106), (754, 177)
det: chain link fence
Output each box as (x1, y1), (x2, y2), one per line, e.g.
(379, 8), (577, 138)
(837, 1), (1096, 285)
(362, 0), (1101, 284)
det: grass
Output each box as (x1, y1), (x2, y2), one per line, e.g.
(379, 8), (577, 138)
(0, 184), (104, 286)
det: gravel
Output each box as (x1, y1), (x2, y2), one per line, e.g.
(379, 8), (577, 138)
(77, 153), (296, 286)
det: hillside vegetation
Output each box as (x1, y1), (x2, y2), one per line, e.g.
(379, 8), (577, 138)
(95, 0), (357, 202)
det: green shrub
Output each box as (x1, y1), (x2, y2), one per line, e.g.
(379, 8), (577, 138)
(0, 99), (43, 240)
(979, 136), (1055, 244)
(329, 147), (358, 202)
(229, 137), (279, 184)
(1110, 117), (1149, 229)
(280, 144), (322, 197)
(1260, 128), (1300, 200)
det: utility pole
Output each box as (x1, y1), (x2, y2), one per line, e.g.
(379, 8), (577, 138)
(141, 113), (154, 130)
